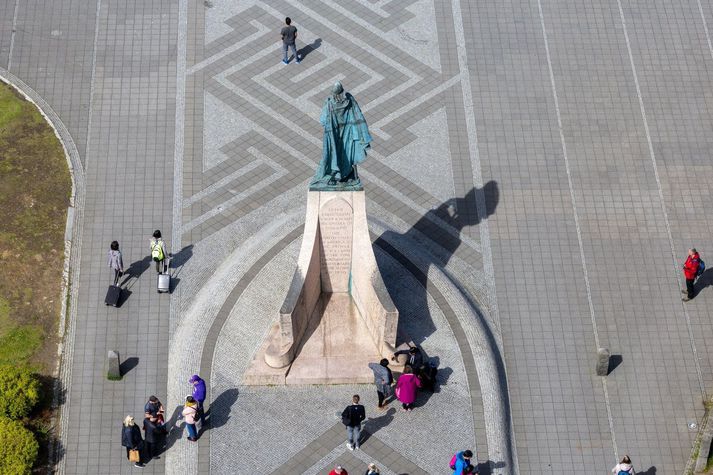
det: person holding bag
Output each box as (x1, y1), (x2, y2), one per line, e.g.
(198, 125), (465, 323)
(181, 396), (200, 441)
(121, 415), (145, 468)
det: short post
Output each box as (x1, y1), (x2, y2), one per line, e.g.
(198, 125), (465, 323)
(107, 350), (121, 380)
(596, 348), (610, 376)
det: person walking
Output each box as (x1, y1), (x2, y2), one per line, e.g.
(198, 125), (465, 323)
(108, 241), (124, 285)
(189, 374), (207, 424)
(451, 449), (474, 474)
(611, 455), (635, 474)
(329, 465), (348, 475)
(181, 396), (200, 441)
(121, 415), (145, 468)
(682, 248), (701, 301)
(365, 462), (380, 474)
(280, 17), (300, 64)
(341, 394), (365, 450)
(395, 365), (422, 411)
(368, 359), (393, 409)
(150, 230), (169, 274)
(142, 415), (161, 460)
(392, 346), (423, 371)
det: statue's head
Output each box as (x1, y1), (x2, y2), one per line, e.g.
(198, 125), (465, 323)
(331, 81), (344, 95)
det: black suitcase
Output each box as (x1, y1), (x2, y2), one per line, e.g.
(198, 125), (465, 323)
(105, 285), (121, 307)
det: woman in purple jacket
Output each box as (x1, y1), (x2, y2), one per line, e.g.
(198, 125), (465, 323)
(190, 374), (206, 423)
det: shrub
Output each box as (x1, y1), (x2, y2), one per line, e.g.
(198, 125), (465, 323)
(0, 365), (40, 419)
(0, 417), (38, 474)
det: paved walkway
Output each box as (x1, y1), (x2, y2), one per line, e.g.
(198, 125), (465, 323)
(2, 1), (713, 474)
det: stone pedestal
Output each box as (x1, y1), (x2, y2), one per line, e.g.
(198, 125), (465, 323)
(244, 190), (399, 385)
(107, 350), (121, 380)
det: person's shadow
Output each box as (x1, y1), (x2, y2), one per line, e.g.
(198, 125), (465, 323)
(120, 255), (152, 287)
(298, 38), (321, 61)
(695, 267), (713, 296)
(360, 407), (396, 444)
(168, 244), (194, 292)
(201, 388), (239, 435)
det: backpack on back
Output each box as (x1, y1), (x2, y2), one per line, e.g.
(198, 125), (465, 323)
(697, 258), (706, 277)
(618, 471), (629, 475)
(151, 240), (164, 262)
(449, 453), (457, 470)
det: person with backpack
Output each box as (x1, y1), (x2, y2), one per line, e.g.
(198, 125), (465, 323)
(150, 230), (169, 274)
(682, 248), (702, 301)
(611, 455), (635, 474)
(341, 394), (366, 450)
(450, 449), (474, 474)
(368, 359), (393, 409)
(181, 396), (200, 441)
(189, 374), (207, 424)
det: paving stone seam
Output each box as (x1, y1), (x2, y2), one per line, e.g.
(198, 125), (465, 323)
(695, 0), (713, 61)
(166, 210), (306, 475)
(0, 67), (87, 475)
(6, 0), (19, 71)
(535, 0), (618, 459)
(615, 0), (706, 402)
(449, 0), (515, 469)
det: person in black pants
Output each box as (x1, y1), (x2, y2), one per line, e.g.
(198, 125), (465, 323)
(142, 415), (161, 460)
(121, 415), (145, 468)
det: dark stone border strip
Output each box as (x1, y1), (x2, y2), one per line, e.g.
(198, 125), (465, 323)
(197, 226), (303, 473)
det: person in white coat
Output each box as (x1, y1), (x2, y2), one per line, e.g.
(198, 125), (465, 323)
(612, 455), (635, 474)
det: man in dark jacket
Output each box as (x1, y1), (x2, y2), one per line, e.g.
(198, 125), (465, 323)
(683, 248), (701, 302)
(190, 374), (207, 424)
(341, 394), (366, 450)
(393, 346), (424, 370)
(142, 415), (161, 460)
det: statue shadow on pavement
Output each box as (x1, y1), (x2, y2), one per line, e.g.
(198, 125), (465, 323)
(373, 182), (506, 470)
(374, 182), (499, 347)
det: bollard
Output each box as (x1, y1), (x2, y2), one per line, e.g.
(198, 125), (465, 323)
(107, 350), (122, 380)
(596, 348), (610, 376)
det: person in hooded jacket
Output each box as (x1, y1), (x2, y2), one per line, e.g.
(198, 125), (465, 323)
(683, 248), (701, 301)
(611, 455), (635, 474)
(367, 359), (393, 409)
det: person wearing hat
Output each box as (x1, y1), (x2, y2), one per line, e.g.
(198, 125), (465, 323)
(189, 374), (206, 424)
(329, 465), (348, 475)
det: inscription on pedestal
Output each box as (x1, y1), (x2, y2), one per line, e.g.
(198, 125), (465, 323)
(319, 198), (353, 292)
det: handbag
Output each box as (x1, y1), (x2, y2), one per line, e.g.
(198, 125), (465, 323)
(129, 449), (140, 463)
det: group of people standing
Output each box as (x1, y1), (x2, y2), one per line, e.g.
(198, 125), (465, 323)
(120, 375), (206, 468)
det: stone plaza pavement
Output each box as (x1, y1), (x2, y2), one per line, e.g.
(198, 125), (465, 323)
(2, 0), (713, 473)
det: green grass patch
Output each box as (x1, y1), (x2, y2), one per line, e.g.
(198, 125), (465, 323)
(0, 326), (43, 366)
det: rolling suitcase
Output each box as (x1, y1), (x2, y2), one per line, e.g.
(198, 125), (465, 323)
(105, 285), (121, 306)
(157, 272), (170, 293)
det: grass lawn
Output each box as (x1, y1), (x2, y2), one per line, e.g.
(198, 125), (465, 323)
(0, 80), (71, 465)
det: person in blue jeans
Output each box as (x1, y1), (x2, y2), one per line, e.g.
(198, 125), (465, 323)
(181, 396), (199, 441)
(280, 17), (300, 64)
(341, 394), (365, 450)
